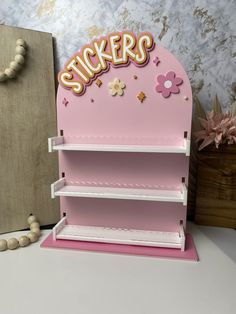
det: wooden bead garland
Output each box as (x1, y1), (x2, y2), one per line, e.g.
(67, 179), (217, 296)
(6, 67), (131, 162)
(27, 215), (37, 225)
(7, 238), (19, 250)
(31, 227), (41, 236)
(30, 222), (40, 229)
(0, 38), (27, 82)
(0, 214), (41, 251)
(10, 61), (22, 71)
(0, 239), (7, 251)
(19, 236), (30, 247)
(27, 231), (38, 243)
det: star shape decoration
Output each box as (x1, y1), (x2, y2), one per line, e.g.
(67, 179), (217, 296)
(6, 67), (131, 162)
(95, 79), (102, 87)
(137, 91), (146, 103)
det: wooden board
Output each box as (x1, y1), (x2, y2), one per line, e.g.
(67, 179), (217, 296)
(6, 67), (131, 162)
(187, 140), (198, 220)
(195, 144), (236, 228)
(0, 25), (59, 234)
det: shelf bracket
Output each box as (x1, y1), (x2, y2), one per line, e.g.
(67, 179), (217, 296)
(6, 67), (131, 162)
(52, 216), (67, 240)
(179, 220), (185, 251)
(48, 136), (64, 153)
(183, 138), (191, 156)
(51, 178), (66, 198)
(181, 183), (188, 206)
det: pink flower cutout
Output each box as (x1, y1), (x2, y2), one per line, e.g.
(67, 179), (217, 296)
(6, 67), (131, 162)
(156, 71), (183, 98)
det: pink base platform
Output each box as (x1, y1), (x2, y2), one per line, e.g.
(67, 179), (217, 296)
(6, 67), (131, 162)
(40, 232), (198, 261)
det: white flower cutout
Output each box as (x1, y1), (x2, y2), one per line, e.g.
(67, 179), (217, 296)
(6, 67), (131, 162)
(108, 78), (126, 96)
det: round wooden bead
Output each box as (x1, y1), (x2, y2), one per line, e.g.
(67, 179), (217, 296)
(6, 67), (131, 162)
(27, 215), (37, 225)
(31, 227), (41, 236)
(0, 71), (7, 82)
(15, 45), (26, 55)
(15, 54), (25, 64)
(0, 239), (7, 251)
(10, 60), (22, 72)
(7, 238), (19, 250)
(5, 68), (16, 78)
(30, 222), (40, 230)
(27, 231), (38, 243)
(18, 236), (30, 247)
(16, 39), (27, 48)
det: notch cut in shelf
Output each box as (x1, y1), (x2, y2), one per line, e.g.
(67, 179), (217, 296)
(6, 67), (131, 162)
(52, 217), (185, 251)
(51, 178), (188, 205)
(48, 136), (191, 156)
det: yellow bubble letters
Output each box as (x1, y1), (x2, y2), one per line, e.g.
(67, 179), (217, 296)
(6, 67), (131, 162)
(58, 31), (154, 95)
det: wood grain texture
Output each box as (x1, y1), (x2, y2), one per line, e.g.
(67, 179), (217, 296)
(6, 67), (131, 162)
(187, 138), (198, 220)
(195, 144), (236, 228)
(0, 25), (59, 234)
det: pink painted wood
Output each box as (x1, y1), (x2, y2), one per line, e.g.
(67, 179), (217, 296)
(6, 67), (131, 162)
(41, 232), (198, 261)
(57, 45), (192, 143)
(55, 34), (193, 254)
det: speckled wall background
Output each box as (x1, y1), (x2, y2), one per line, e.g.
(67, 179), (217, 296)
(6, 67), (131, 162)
(0, 0), (235, 110)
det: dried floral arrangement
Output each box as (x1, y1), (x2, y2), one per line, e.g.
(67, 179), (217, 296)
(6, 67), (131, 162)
(194, 94), (236, 150)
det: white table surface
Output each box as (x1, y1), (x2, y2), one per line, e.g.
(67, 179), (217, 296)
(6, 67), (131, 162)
(0, 222), (235, 314)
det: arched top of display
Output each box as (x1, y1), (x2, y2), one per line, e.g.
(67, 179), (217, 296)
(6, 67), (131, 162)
(56, 31), (192, 150)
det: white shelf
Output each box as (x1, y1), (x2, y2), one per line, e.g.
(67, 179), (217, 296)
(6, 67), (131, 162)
(51, 178), (188, 205)
(53, 217), (185, 250)
(48, 136), (191, 156)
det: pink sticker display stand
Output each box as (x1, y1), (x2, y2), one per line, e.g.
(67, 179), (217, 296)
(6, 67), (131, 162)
(41, 32), (198, 261)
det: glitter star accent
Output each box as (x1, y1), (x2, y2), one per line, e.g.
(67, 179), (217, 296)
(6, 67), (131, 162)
(137, 91), (146, 102)
(153, 56), (160, 66)
(95, 79), (102, 87)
